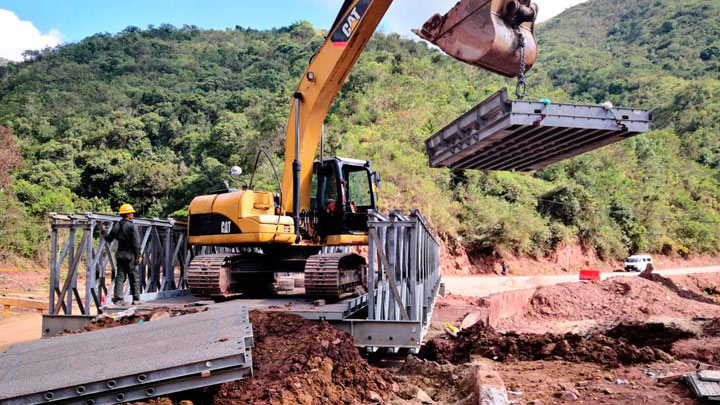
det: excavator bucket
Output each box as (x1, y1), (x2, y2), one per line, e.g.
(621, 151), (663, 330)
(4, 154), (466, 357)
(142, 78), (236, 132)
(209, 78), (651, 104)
(414, 0), (538, 78)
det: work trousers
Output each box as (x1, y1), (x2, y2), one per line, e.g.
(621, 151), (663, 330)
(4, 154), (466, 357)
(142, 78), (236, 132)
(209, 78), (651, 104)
(114, 258), (141, 300)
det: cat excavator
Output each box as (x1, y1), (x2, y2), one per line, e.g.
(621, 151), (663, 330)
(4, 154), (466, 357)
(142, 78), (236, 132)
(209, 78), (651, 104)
(186, 0), (539, 298)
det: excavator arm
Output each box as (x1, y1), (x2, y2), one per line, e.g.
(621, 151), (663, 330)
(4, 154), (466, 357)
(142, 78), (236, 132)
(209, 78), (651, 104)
(280, 0), (539, 224)
(280, 0), (393, 217)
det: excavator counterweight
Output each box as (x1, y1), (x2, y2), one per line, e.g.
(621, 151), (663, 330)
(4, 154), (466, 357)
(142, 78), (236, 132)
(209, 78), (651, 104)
(414, 0), (538, 78)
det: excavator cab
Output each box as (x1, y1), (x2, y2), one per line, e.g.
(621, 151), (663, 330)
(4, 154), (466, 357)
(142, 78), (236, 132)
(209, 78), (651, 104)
(311, 157), (377, 239)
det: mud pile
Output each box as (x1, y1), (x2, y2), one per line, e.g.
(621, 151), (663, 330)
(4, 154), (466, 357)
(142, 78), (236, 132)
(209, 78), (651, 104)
(60, 307), (202, 335)
(513, 275), (720, 325)
(666, 317), (720, 365)
(668, 272), (720, 302)
(394, 356), (477, 404)
(214, 311), (395, 405)
(424, 323), (676, 367)
(604, 322), (695, 352)
(702, 318), (720, 336)
(672, 337), (720, 365)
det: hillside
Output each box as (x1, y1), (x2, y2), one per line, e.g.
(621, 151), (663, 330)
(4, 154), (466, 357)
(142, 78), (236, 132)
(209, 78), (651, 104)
(0, 57), (10, 66)
(0, 0), (718, 263)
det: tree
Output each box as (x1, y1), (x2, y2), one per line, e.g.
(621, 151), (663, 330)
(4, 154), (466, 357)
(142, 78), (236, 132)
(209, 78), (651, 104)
(0, 126), (22, 187)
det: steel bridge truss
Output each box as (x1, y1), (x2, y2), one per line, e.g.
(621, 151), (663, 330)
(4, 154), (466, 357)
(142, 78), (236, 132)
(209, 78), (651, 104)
(335, 210), (441, 349)
(48, 213), (191, 316)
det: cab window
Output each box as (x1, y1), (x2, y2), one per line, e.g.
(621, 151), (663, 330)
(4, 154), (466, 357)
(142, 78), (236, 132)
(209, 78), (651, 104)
(344, 167), (372, 208)
(320, 167), (339, 211)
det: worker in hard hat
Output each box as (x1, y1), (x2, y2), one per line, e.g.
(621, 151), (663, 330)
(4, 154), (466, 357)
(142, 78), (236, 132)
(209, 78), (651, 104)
(104, 204), (143, 305)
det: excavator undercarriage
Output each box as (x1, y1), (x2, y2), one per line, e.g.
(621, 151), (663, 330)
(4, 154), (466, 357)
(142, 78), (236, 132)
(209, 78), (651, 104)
(187, 251), (366, 300)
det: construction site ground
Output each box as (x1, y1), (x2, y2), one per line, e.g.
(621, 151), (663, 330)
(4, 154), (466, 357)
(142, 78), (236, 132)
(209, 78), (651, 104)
(2, 262), (720, 404)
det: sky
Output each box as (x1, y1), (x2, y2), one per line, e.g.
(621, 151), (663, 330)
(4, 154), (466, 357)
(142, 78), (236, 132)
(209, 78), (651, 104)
(0, 0), (589, 62)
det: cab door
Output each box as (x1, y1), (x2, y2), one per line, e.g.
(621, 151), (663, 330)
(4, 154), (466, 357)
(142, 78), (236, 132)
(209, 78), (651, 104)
(313, 161), (343, 237)
(340, 164), (375, 233)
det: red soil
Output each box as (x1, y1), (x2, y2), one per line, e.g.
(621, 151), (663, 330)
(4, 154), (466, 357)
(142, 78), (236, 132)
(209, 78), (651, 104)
(505, 275), (720, 328)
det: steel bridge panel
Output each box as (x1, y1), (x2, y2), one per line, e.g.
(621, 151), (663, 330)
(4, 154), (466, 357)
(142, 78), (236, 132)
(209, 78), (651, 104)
(0, 306), (253, 404)
(425, 88), (651, 171)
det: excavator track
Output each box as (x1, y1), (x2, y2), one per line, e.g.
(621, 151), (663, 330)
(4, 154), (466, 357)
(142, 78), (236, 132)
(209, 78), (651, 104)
(304, 253), (366, 299)
(187, 254), (235, 297)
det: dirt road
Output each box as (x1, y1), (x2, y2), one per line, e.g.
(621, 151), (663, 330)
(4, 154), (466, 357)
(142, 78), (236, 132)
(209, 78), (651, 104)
(0, 313), (42, 349)
(443, 265), (720, 298)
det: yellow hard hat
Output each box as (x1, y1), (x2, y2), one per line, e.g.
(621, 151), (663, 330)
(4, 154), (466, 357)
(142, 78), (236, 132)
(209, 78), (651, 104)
(118, 204), (135, 215)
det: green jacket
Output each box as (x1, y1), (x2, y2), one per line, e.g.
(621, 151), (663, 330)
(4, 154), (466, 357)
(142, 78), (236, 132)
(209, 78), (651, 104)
(104, 219), (142, 261)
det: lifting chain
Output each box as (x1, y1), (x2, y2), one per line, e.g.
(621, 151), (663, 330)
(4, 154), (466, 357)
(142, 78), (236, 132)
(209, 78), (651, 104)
(515, 30), (527, 100)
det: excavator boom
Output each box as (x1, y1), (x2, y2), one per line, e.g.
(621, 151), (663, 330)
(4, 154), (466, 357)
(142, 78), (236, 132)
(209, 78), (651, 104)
(280, 0), (539, 216)
(280, 0), (393, 216)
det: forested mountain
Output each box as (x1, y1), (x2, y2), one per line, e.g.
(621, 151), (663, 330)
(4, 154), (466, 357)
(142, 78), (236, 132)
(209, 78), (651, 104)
(0, 0), (718, 261)
(0, 57), (10, 66)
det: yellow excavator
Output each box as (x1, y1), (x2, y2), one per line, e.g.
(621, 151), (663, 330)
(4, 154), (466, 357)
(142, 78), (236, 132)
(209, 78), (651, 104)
(186, 0), (539, 298)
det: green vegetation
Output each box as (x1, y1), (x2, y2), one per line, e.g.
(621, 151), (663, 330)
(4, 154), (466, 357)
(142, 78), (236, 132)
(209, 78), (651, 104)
(0, 0), (718, 262)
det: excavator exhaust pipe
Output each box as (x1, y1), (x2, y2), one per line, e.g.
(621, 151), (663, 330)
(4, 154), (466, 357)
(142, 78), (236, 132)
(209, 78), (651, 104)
(414, 0), (538, 78)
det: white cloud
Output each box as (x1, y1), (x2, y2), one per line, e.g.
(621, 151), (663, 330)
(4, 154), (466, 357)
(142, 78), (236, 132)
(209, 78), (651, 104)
(311, 0), (589, 37)
(535, 0), (589, 22)
(0, 9), (63, 61)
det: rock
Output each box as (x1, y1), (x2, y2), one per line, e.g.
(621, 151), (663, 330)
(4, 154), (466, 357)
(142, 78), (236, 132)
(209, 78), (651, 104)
(149, 310), (171, 322)
(559, 383), (580, 397)
(452, 394), (477, 405)
(277, 278), (295, 291)
(179, 401), (193, 405)
(416, 387), (434, 403)
(653, 348), (675, 363)
(460, 311), (487, 330)
(368, 391), (382, 402)
(558, 391), (579, 401)
(576, 381), (589, 387)
(539, 343), (556, 357)
(398, 384), (433, 403)
(319, 358), (334, 382)
(552, 340), (572, 356)
(657, 373), (684, 383)
(473, 364), (510, 405)
(603, 388), (614, 395)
